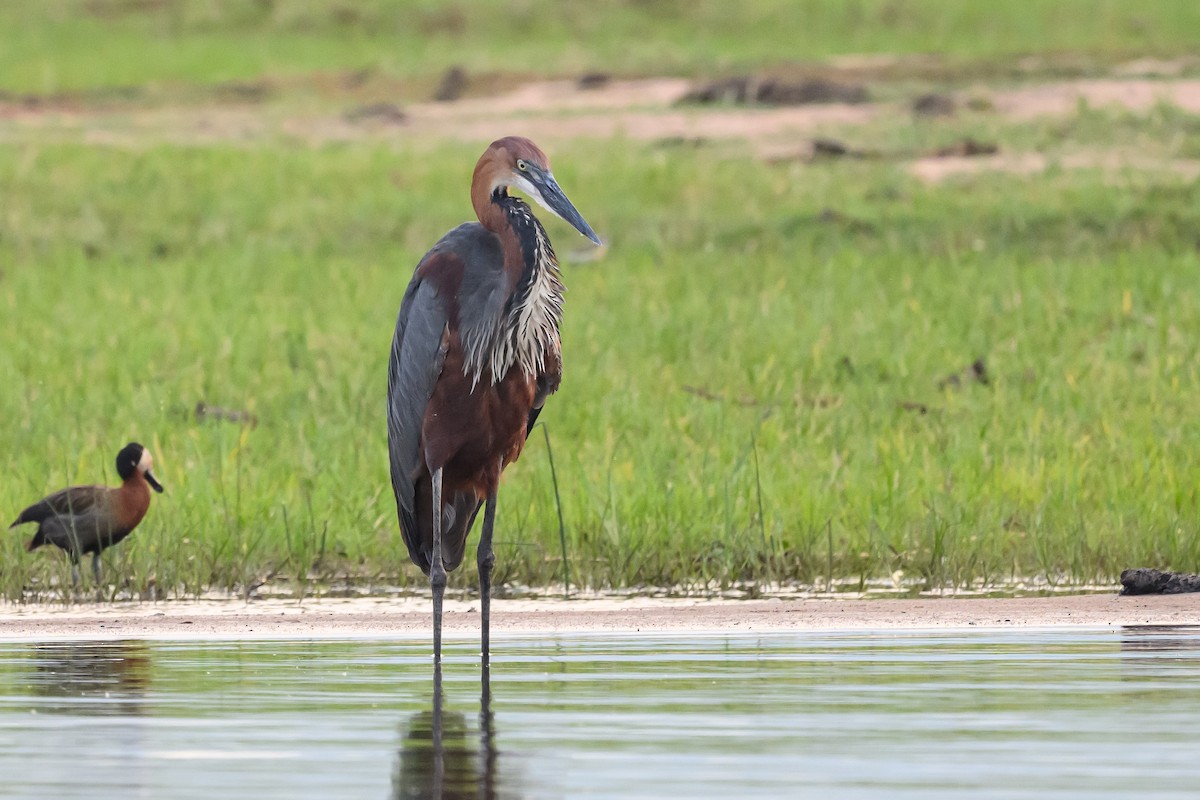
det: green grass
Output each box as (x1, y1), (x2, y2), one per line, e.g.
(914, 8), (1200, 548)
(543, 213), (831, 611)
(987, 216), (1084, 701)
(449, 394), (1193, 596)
(1, 0), (1199, 95)
(1, 120), (1199, 599)
(2, 0), (1200, 600)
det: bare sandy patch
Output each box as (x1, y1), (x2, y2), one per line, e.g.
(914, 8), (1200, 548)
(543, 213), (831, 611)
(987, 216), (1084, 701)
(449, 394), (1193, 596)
(909, 149), (1200, 183)
(990, 79), (1200, 120)
(1111, 57), (1200, 78)
(0, 77), (877, 148)
(5, 77), (1200, 151)
(0, 593), (1195, 641)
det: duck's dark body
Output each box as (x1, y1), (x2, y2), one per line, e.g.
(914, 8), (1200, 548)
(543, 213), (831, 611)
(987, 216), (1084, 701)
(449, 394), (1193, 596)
(12, 481), (151, 558)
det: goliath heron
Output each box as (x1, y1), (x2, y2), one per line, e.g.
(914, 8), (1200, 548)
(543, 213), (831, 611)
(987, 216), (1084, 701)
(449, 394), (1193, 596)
(387, 136), (600, 666)
(10, 442), (165, 586)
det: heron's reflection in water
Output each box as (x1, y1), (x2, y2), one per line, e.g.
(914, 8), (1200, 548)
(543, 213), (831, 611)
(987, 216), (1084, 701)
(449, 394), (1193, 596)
(28, 640), (151, 716)
(393, 667), (505, 800)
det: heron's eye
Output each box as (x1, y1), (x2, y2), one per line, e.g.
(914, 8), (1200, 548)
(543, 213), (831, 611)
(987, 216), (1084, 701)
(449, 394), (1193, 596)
(516, 159), (528, 172)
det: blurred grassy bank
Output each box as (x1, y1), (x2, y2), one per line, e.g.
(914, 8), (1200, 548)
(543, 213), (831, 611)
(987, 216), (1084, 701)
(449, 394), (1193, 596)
(2, 0), (1200, 95)
(1, 1), (1199, 599)
(2, 129), (1198, 598)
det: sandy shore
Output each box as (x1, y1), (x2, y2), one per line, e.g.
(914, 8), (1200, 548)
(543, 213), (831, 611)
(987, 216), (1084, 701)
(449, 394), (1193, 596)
(0, 593), (1195, 640)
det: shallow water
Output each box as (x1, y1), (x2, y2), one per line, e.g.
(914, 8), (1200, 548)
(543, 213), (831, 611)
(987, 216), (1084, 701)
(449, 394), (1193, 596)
(0, 628), (1197, 798)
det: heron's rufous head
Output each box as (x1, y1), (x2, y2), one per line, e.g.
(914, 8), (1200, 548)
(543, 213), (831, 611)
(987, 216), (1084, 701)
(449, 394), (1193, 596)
(473, 136), (602, 246)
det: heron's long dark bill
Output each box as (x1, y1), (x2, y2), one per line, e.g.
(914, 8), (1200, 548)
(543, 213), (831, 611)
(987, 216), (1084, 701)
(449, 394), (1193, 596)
(146, 471), (164, 493)
(537, 174), (603, 246)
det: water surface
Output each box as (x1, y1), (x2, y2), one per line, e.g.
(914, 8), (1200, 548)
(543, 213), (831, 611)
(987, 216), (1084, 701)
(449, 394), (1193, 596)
(0, 628), (1196, 798)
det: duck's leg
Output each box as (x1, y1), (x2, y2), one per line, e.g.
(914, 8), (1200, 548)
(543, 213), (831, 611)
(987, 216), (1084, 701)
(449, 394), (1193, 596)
(430, 467), (447, 665)
(477, 491), (498, 673)
(92, 553), (104, 602)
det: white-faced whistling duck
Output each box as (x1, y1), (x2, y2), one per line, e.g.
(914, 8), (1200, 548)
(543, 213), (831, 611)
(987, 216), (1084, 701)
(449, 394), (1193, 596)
(9, 442), (164, 586)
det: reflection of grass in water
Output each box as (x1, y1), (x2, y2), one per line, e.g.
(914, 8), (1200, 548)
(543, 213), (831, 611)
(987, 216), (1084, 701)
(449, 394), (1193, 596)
(1, 130), (1198, 598)
(2, 1), (1200, 94)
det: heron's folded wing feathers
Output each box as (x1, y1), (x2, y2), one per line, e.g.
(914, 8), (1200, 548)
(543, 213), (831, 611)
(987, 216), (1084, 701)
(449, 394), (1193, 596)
(387, 274), (449, 545)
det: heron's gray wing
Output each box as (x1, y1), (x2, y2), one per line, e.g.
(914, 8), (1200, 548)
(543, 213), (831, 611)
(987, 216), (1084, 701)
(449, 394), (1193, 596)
(10, 486), (104, 528)
(387, 271), (449, 551)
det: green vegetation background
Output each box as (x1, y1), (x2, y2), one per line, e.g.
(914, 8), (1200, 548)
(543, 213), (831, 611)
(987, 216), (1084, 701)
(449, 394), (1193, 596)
(1, 0), (1199, 598)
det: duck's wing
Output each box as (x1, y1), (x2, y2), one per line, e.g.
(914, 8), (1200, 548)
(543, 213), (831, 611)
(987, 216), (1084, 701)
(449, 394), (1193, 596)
(9, 486), (107, 528)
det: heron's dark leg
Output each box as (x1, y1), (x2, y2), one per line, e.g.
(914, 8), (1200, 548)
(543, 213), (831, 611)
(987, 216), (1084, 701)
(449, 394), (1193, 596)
(430, 467), (447, 665)
(69, 555), (80, 590)
(477, 491), (498, 672)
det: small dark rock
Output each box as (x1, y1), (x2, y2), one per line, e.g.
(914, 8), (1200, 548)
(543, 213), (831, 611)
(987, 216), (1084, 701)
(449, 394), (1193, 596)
(196, 401), (259, 428)
(655, 136), (708, 148)
(912, 93), (956, 117)
(756, 78), (868, 106)
(680, 76), (868, 107)
(812, 138), (850, 157)
(1121, 568), (1200, 595)
(931, 138), (999, 158)
(970, 357), (990, 385)
(810, 138), (878, 160)
(433, 66), (467, 102)
(343, 102), (407, 125)
(578, 72), (611, 90)
(680, 76), (753, 105)
(938, 357), (990, 390)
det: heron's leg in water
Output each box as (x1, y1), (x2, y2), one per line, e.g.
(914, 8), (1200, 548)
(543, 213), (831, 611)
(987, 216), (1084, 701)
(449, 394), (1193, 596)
(479, 650), (496, 795)
(430, 467), (447, 665)
(477, 491), (498, 671)
(432, 661), (445, 797)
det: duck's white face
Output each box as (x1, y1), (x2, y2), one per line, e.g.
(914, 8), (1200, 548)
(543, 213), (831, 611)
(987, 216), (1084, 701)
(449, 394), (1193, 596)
(136, 448), (165, 493)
